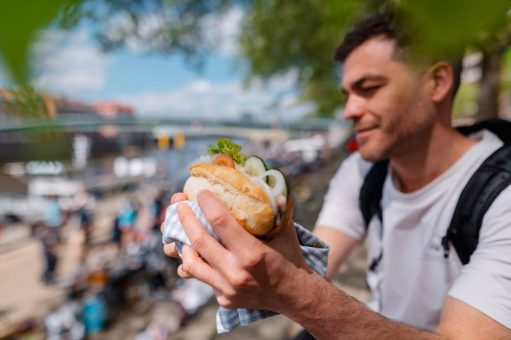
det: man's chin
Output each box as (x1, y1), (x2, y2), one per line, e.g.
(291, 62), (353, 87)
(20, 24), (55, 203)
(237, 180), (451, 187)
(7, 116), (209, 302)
(358, 145), (388, 163)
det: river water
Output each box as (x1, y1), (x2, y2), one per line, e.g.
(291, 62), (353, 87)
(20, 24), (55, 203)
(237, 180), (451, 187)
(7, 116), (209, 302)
(0, 135), (253, 198)
(144, 135), (252, 192)
(0, 135), (248, 224)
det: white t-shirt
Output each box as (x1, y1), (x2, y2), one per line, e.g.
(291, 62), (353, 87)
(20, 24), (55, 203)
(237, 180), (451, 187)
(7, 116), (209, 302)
(316, 130), (511, 330)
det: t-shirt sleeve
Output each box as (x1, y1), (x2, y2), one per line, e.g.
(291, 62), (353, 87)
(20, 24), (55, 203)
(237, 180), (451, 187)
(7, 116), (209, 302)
(315, 153), (368, 240)
(448, 186), (511, 329)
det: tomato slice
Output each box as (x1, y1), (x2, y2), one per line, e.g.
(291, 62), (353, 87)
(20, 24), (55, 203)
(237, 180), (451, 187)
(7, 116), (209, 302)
(213, 154), (235, 168)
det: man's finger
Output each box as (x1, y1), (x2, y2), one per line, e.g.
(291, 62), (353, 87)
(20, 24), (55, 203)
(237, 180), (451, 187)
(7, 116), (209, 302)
(176, 202), (230, 269)
(163, 242), (179, 258)
(179, 245), (225, 290)
(171, 192), (188, 204)
(177, 264), (193, 279)
(197, 190), (260, 254)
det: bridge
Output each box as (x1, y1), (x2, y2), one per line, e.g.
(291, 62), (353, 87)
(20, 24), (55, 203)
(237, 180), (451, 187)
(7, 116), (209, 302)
(0, 114), (350, 162)
(0, 114), (346, 143)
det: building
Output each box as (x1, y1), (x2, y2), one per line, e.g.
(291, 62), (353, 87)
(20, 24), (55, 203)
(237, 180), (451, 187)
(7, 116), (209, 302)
(92, 102), (135, 119)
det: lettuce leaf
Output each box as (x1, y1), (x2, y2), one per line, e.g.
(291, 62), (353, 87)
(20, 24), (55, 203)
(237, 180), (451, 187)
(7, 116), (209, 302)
(208, 138), (246, 165)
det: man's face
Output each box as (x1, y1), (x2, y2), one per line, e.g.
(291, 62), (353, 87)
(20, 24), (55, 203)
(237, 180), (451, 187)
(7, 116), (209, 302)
(341, 35), (435, 162)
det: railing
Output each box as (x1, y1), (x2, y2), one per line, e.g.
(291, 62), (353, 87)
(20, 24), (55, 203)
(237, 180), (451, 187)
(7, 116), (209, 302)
(0, 114), (344, 133)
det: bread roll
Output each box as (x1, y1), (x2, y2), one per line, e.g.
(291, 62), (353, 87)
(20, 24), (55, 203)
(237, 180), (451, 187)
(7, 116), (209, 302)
(183, 163), (275, 236)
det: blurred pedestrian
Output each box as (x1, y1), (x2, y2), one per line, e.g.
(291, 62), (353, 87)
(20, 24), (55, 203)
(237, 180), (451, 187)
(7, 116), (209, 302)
(45, 195), (63, 243)
(111, 215), (122, 248)
(34, 221), (59, 284)
(117, 195), (139, 248)
(151, 190), (167, 231)
(73, 187), (96, 248)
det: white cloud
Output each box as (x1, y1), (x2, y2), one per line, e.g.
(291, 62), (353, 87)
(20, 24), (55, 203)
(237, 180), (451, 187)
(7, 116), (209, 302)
(101, 11), (165, 54)
(105, 6), (244, 57)
(116, 75), (310, 121)
(188, 79), (212, 93)
(202, 7), (244, 56)
(127, 6), (244, 56)
(31, 29), (111, 95)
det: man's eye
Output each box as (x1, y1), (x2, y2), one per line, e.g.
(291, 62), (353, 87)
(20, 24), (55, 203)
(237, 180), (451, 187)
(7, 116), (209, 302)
(360, 85), (380, 94)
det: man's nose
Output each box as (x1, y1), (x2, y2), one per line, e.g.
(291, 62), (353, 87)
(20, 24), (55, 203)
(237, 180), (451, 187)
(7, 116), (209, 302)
(343, 95), (364, 120)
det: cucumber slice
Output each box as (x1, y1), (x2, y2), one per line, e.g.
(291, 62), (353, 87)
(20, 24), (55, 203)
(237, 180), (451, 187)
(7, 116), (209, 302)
(260, 169), (287, 198)
(244, 155), (267, 177)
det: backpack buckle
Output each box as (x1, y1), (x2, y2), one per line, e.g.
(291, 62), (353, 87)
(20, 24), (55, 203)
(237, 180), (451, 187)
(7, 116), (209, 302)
(441, 235), (450, 259)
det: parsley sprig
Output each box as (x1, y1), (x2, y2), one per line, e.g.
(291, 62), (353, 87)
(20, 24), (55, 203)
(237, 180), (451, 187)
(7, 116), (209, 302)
(208, 138), (246, 165)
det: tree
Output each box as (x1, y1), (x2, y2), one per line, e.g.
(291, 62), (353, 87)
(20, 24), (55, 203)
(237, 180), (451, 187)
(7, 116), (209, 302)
(398, 0), (511, 119)
(237, 0), (511, 118)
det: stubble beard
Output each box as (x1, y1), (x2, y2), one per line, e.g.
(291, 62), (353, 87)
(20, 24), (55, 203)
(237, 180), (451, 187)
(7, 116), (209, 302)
(358, 114), (434, 163)
(388, 114), (435, 161)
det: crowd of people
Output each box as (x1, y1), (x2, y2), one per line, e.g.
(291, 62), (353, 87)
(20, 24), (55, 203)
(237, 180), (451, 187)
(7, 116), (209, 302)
(24, 186), (183, 338)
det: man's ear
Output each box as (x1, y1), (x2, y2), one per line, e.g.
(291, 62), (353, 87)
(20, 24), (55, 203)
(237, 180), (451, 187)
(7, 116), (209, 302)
(427, 61), (454, 103)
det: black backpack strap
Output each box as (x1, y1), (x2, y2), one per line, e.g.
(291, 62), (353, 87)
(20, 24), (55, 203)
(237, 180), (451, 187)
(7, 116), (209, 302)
(456, 118), (511, 144)
(444, 144), (511, 265)
(359, 160), (389, 229)
(360, 160), (388, 274)
(293, 329), (316, 340)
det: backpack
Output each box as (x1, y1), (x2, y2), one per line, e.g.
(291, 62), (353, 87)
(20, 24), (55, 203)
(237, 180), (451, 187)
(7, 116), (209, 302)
(359, 118), (511, 270)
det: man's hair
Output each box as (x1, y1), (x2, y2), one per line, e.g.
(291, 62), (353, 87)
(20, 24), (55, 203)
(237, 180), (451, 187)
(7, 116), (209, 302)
(334, 11), (462, 98)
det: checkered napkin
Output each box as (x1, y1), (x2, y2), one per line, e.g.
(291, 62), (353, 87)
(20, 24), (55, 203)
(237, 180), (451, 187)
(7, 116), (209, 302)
(162, 200), (329, 333)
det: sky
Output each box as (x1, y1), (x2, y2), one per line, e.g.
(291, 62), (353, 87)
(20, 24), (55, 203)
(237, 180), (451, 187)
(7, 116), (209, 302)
(0, 7), (312, 121)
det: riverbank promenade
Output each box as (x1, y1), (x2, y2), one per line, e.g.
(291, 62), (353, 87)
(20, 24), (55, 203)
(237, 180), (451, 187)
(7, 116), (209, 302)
(0, 147), (368, 339)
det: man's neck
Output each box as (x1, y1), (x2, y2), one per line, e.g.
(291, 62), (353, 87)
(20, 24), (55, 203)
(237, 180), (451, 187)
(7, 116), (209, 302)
(390, 124), (476, 193)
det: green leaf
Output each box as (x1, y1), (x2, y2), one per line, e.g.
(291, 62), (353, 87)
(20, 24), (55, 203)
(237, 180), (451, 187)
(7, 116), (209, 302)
(401, 0), (511, 59)
(0, 0), (80, 85)
(208, 138), (246, 164)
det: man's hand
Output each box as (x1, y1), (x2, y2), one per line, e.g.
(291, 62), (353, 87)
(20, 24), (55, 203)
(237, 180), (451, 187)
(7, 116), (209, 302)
(170, 190), (310, 312)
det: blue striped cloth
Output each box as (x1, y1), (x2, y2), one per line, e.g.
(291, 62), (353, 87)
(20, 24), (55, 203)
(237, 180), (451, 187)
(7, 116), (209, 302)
(162, 200), (329, 333)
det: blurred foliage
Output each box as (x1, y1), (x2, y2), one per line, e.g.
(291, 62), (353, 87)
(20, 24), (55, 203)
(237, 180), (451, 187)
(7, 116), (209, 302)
(501, 47), (511, 90)
(1, 0), (511, 118)
(238, 0), (366, 117)
(59, 0), (246, 68)
(1, 86), (53, 118)
(401, 0), (511, 58)
(453, 83), (478, 118)
(0, 0), (80, 85)
(239, 0), (511, 117)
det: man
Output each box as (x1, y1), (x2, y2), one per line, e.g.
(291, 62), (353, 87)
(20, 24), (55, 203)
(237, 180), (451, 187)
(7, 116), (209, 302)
(164, 12), (511, 339)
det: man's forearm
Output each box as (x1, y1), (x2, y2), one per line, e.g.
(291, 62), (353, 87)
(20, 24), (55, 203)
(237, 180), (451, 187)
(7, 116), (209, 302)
(280, 270), (444, 340)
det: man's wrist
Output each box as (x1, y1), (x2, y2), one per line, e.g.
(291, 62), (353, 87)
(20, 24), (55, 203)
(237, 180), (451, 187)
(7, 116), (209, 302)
(274, 266), (330, 321)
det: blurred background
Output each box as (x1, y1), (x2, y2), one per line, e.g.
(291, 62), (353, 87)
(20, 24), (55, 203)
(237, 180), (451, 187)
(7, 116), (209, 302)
(1, 0), (511, 339)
